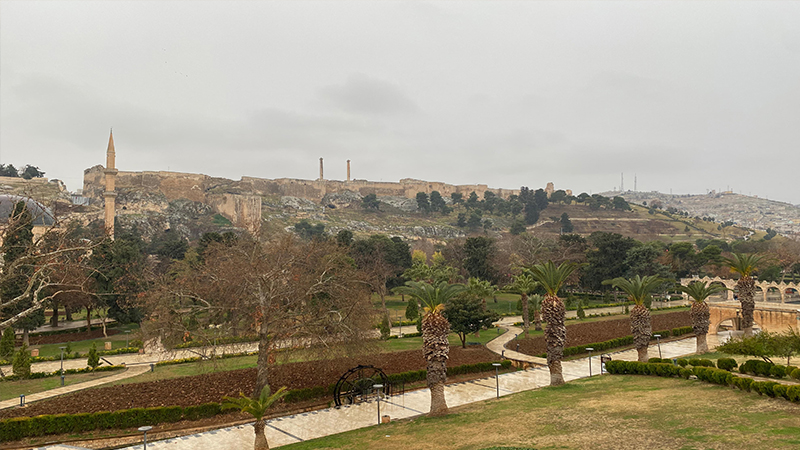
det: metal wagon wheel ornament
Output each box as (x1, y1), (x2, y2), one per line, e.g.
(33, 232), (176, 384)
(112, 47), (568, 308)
(334, 365), (389, 407)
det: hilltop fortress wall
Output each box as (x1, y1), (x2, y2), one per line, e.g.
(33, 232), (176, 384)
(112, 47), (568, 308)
(83, 166), (519, 232)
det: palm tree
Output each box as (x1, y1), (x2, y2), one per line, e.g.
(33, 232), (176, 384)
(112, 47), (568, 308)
(527, 261), (581, 386)
(394, 280), (467, 416)
(464, 277), (497, 337)
(504, 273), (540, 335)
(724, 253), (765, 337)
(222, 385), (289, 450)
(603, 275), (665, 362)
(678, 281), (728, 353)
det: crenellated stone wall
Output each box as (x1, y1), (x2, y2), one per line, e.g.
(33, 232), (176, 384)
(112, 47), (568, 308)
(83, 166), (522, 232)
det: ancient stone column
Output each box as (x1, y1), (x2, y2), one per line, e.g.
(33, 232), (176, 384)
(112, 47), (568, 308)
(347, 160), (351, 182)
(319, 157), (324, 181)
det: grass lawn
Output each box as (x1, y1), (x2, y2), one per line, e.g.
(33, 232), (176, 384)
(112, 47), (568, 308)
(281, 374), (800, 450)
(32, 323), (140, 358)
(0, 370), (122, 401)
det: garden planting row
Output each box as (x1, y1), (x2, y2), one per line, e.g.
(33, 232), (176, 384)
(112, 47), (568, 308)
(511, 310), (691, 356)
(606, 360), (800, 403)
(0, 346), (499, 419)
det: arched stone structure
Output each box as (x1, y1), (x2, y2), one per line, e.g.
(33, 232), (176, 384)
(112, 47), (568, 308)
(680, 276), (800, 304)
(709, 301), (800, 334)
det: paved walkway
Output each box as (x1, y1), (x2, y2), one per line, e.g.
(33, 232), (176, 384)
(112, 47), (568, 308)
(86, 336), (701, 450)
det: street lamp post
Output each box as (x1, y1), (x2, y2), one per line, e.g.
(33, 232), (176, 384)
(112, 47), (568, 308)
(59, 346), (66, 386)
(653, 334), (662, 359)
(586, 348), (594, 377)
(138, 426), (153, 449)
(373, 384), (384, 425)
(492, 363), (501, 399)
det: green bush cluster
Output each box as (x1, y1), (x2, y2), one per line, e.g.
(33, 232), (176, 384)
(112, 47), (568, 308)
(716, 358), (738, 371)
(561, 336), (635, 357)
(605, 360), (800, 405)
(687, 358), (715, 367)
(0, 346), (142, 366)
(647, 358), (673, 364)
(155, 350), (260, 367)
(791, 368), (800, 380)
(670, 326), (693, 336)
(0, 403), (221, 442)
(737, 359), (794, 378)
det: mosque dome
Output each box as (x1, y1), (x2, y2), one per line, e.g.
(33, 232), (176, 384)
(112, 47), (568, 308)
(0, 195), (56, 226)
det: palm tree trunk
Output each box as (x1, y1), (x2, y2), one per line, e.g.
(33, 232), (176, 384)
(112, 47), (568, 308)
(254, 419), (270, 450)
(542, 294), (566, 386)
(521, 293), (530, 336)
(690, 301), (710, 354)
(738, 277), (755, 337)
(630, 304), (651, 362)
(534, 308), (542, 331)
(423, 312), (450, 416)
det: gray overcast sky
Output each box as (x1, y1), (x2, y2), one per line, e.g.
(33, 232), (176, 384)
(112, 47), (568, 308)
(2, 1), (799, 204)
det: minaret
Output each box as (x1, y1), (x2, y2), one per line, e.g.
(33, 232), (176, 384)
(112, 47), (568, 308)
(103, 130), (118, 239)
(347, 160), (351, 182)
(319, 157), (324, 181)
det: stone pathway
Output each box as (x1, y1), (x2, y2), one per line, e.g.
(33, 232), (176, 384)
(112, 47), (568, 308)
(76, 336), (699, 450)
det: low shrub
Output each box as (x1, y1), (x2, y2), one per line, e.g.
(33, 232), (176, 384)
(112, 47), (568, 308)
(791, 368), (800, 381)
(769, 365), (787, 379)
(687, 358), (714, 367)
(676, 358), (689, 367)
(671, 326), (693, 337)
(716, 358), (738, 371)
(740, 360), (774, 377)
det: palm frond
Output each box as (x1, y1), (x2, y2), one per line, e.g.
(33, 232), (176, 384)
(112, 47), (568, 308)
(677, 281), (728, 303)
(602, 275), (665, 306)
(527, 261), (581, 296)
(723, 253), (766, 277)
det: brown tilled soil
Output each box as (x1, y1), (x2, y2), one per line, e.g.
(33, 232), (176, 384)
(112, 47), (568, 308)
(0, 346), (497, 419)
(512, 310), (691, 356)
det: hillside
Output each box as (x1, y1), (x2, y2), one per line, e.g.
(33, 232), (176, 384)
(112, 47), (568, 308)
(602, 190), (800, 237)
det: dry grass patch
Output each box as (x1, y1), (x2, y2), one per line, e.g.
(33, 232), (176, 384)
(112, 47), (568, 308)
(283, 375), (800, 450)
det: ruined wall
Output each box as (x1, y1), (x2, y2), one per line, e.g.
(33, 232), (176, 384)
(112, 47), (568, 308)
(83, 167), (521, 232)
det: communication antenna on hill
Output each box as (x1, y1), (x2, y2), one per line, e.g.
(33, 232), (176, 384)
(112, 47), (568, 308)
(620, 173), (624, 192)
(634, 174), (637, 192)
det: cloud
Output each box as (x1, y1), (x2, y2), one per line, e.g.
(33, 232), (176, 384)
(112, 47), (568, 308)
(317, 74), (420, 116)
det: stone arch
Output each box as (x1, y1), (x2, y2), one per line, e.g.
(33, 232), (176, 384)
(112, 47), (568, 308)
(753, 285), (766, 303)
(708, 280), (730, 301)
(766, 286), (782, 303)
(784, 287), (800, 304)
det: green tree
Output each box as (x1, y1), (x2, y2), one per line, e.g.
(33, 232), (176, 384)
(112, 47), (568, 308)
(677, 281), (728, 353)
(0, 164), (19, 177)
(394, 280), (467, 416)
(527, 261), (581, 385)
(90, 230), (147, 324)
(416, 192), (431, 213)
(148, 229), (188, 260)
(560, 213), (573, 233)
(336, 229), (354, 247)
(450, 192), (463, 204)
(467, 212), (482, 230)
(430, 191), (446, 212)
(0, 326), (15, 359)
(405, 297), (419, 321)
(466, 191), (479, 209)
(12, 343), (31, 378)
(576, 302), (586, 320)
(603, 275), (665, 362)
(717, 330), (800, 365)
(612, 196), (631, 210)
(293, 220), (325, 240)
(222, 385), (289, 450)
(361, 193), (380, 210)
(524, 203), (539, 225)
(456, 213), (467, 228)
(87, 342), (100, 369)
(724, 253), (765, 337)
(504, 273), (540, 333)
(463, 237), (495, 282)
(581, 232), (637, 290)
(19, 165), (45, 179)
(533, 189), (549, 210)
(0, 202), (44, 345)
(510, 220), (526, 235)
(443, 295), (499, 348)
(379, 314), (391, 340)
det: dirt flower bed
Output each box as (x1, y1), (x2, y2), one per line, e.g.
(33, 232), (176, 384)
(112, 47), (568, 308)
(0, 346), (497, 419)
(511, 310), (691, 356)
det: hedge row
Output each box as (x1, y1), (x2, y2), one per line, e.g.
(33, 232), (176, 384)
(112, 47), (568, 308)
(738, 359), (800, 380)
(0, 403), (221, 442)
(605, 360), (800, 404)
(0, 365), (125, 382)
(0, 347), (141, 366)
(27, 323), (121, 338)
(175, 335), (259, 349)
(155, 350), (260, 367)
